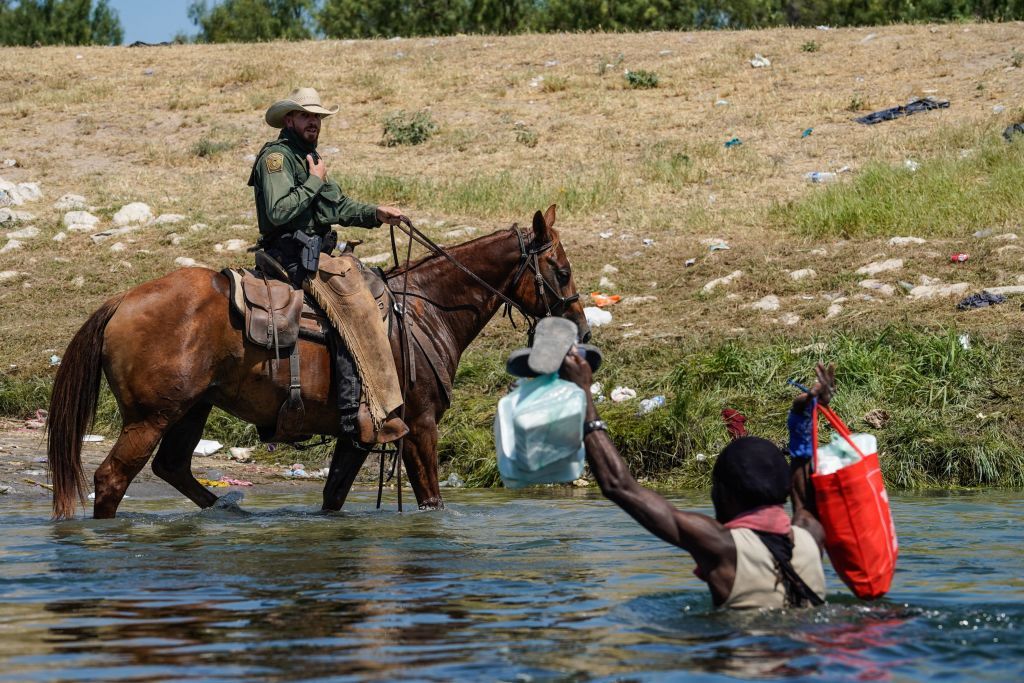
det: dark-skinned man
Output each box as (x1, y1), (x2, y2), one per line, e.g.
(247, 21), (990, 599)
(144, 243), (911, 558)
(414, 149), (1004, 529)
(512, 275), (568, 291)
(559, 355), (833, 609)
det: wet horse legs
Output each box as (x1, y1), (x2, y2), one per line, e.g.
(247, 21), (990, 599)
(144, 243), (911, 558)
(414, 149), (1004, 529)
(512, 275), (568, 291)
(322, 437), (372, 511)
(93, 420), (165, 518)
(151, 402), (218, 510)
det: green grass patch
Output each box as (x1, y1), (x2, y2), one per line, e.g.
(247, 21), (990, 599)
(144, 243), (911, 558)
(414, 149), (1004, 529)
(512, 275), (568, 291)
(6, 327), (1022, 490)
(336, 166), (623, 218)
(775, 134), (1024, 238)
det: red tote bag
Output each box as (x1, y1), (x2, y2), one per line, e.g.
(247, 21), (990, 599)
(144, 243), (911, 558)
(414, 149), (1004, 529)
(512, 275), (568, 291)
(812, 405), (898, 600)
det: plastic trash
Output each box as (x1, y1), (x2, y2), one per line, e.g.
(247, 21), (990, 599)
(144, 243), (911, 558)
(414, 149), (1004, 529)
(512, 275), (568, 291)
(950, 253), (969, 263)
(904, 159), (920, 172)
(494, 374), (587, 488)
(584, 306), (612, 327)
(599, 231), (613, 239)
(956, 291), (1006, 311)
(806, 171), (837, 183)
(685, 258), (697, 267)
(750, 53), (771, 68)
(590, 292), (621, 307)
(610, 386), (637, 402)
(638, 395), (666, 414)
(193, 439), (223, 456)
(82, 434), (105, 443)
(222, 477), (254, 487)
(443, 472), (465, 488)
(228, 447), (253, 462)
(816, 432), (876, 476)
(708, 242), (730, 252)
(642, 238), (655, 247)
(49, 355), (61, 366)
(801, 128), (813, 138)
(724, 137), (742, 148)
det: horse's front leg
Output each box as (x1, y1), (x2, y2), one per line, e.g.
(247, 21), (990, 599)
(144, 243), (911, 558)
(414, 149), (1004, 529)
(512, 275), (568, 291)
(322, 436), (371, 511)
(401, 418), (444, 510)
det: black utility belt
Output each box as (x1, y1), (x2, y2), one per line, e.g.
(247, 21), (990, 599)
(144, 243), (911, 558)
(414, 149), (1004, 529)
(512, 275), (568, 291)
(268, 229), (337, 271)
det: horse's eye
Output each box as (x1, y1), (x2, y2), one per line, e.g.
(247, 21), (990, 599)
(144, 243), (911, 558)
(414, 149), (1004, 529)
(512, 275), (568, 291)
(557, 269), (571, 285)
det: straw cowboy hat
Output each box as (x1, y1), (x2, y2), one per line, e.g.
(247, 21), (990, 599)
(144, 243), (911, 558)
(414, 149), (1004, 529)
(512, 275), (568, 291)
(265, 87), (340, 128)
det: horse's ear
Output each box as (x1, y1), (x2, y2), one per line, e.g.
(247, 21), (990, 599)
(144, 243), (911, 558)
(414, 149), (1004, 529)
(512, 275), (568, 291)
(543, 204), (557, 230)
(532, 210), (548, 242)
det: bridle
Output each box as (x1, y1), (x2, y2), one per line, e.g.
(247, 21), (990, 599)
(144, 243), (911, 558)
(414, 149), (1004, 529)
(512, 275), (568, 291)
(376, 217), (578, 511)
(388, 218), (578, 336)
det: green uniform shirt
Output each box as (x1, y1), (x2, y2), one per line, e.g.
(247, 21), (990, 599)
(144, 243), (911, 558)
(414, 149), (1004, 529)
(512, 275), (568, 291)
(248, 129), (380, 240)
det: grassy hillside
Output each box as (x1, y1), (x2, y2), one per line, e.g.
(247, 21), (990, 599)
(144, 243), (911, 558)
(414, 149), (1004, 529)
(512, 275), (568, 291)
(2, 23), (1023, 487)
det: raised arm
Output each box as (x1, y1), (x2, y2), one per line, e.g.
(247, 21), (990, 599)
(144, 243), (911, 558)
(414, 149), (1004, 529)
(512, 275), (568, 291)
(788, 362), (834, 550)
(560, 354), (732, 569)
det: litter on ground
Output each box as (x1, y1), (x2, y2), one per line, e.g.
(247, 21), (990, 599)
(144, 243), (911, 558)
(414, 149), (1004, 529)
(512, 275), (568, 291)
(197, 478), (229, 488)
(856, 97), (949, 125)
(638, 396), (666, 414)
(610, 386), (637, 402)
(750, 53), (771, 67)
(590, 292), (621, 307)
(956, 291), (1007, 311)
(724, 137), (742, 148)
(221, 478), (254, 487)
(82, 435), (105, 443)
(193, 439), (223, 456)
(583, 306), (612, 327)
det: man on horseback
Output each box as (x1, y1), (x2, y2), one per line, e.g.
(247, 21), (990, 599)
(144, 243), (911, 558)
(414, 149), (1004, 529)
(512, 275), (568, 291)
(248, 87), (408, 442)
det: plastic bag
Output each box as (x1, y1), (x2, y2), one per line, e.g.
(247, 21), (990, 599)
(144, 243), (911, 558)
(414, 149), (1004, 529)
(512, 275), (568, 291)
(812, 405), (897, 599)
(495, 374), (586, 488)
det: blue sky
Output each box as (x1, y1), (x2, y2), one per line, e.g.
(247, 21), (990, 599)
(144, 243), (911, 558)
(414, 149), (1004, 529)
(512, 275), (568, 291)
(109, 0), (193, 44)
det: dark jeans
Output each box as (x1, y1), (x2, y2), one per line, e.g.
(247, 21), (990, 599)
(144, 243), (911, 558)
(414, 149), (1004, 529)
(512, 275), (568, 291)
(262, 236), (361, 432)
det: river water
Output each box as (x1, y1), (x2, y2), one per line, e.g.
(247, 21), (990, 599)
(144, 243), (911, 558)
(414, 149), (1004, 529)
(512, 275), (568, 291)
(0, 489), (1021, 682)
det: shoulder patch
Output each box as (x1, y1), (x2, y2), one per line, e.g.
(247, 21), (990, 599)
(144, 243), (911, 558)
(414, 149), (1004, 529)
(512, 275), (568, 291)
(265, 152), (284, 173)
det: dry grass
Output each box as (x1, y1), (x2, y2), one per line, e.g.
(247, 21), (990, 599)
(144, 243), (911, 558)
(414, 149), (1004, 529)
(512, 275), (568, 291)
(1, 23), (1023, 401)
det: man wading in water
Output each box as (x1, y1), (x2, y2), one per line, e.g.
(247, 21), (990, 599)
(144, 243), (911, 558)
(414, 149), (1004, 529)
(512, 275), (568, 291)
(559, 356), (833, 609)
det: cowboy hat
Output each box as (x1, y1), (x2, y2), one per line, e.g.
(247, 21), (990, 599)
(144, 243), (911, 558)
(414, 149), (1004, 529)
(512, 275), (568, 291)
(265, 87), (340, 128)
(505, 317), (603, 378)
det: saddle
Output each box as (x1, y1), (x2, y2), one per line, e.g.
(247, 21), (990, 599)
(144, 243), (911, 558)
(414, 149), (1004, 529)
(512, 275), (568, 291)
(222, 254), (396, 444)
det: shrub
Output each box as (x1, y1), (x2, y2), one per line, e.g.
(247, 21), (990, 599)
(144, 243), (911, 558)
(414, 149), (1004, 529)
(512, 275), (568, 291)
(624, 69), (659, 89)
(513, 123), (538, 148)
(801, 40), (820, 52)
(381, 110), (437, 147)
(191, 137), (236, 158)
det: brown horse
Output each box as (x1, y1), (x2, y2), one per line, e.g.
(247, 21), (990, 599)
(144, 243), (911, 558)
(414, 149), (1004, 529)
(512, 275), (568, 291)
(47, 206), (589, 519)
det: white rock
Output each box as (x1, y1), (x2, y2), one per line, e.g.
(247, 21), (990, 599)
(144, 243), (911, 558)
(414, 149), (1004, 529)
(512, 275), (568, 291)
(16, 183), (41, 201)
(789, 268), (816, 281)
(54, 194), (87, 211)
(0, 239), (23, 254)
(918, 274), (941, 286)
(7, 226), (39, 239)
(112, 202), (153, 226)
(749, 295), (780, 311)
(72, 275), (85, 288)
(825, 303), (843, 319)
(888, 236), (926, 246)
(620, 295), (657, 306)
(0, 208), (33, 224)
(63, 210), (99, 229)
(856, 258), (903, 276)
(153, 213), (186, 225)
(750, 53), (771, 67)
(702, 270), (743, 292)
(2, 159), (15, 167)
(361, 252), (392, 265)
(986, 285), (1024, 296)
(779, 312), (801, 325)
(223, 238), (248, 252)
(993, 233), (1018, 241)
(601, 264), (619, 274)
(52, 232), (66, 242)
(188, 223), (208, 232)
(109, 242), (126, 252)
(0, 270), (26, 284)
(443, 226), (478, 240)
(908, 282), (970, 300)
(598, 276), (616, 289)
(809, 248), (827, 257)
(174, 257), (197, 267)
(859, 279), (895, 297)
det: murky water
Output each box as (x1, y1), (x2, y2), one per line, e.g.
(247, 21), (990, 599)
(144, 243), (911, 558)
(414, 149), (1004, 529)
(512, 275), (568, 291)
(1, 489), (1021, 681)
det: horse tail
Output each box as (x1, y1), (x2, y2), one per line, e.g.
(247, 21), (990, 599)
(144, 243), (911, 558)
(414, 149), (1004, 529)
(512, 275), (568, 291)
(47, 293), (126, 520)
